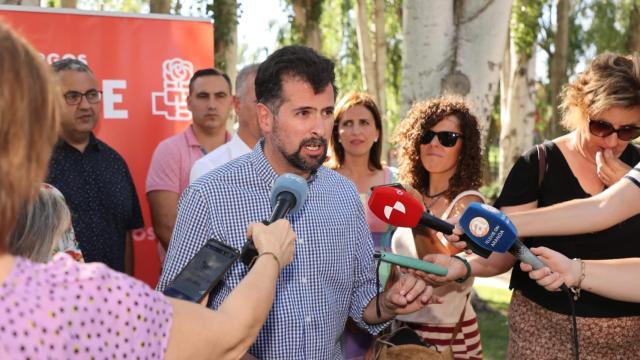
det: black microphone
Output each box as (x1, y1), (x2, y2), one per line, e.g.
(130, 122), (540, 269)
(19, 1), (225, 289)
(240, 173), (308, 267)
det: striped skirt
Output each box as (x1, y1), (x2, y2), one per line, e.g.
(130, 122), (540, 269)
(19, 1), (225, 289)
(408, 315), (483, 360)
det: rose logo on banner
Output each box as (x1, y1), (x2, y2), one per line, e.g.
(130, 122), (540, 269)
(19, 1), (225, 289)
(151, 58), (194, 121)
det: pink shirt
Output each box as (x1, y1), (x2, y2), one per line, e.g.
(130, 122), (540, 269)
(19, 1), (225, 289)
(146, 126), (231, 195)
(0, 253), (172, 359)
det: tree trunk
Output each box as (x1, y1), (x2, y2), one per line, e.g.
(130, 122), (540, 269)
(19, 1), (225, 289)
(150, 0), (171, 13)
(291, 0), (322, 50)
(355, 0), (378, 102)
(213, 0), (237, 81)
(626, 1), (640, 52)
(212, 0), (237, 132)
(499, 39), (536, 183)
(548, 0), (569, 138)
(401, 0), (512, 137)
(374, 0), (386, 116)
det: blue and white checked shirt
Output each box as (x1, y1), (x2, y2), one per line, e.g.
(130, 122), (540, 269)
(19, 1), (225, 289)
(157, 141), (388, 359)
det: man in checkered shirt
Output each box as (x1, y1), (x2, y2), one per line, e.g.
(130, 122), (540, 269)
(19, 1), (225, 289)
(157, 45), (435, 359)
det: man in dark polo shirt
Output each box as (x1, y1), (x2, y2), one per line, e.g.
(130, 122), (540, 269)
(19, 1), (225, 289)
(47, 59), (143, 274)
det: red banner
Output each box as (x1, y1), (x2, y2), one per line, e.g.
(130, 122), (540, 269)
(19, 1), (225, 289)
(0, 6), (214, 287)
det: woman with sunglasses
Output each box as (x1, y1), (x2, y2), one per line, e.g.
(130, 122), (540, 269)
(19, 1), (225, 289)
(390, 96), (484, 359)
(327, 92), (396, 359)
(438, 52), (640, 359)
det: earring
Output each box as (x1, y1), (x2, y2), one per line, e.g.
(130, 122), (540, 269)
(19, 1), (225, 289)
(374, 139), (378, 143)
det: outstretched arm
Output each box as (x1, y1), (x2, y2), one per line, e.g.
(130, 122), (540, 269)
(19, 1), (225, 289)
(165, 220), (295, 360)
(510, 178), (640, 237)
(521, 246), (640, 303)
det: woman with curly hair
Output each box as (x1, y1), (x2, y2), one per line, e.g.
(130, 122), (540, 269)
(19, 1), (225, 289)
(391, 96), (484, 359)
(442, 52), (640, 359)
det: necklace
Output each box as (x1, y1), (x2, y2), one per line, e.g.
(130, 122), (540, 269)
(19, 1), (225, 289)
(422, 188), (448, 211)
(424, 188), (449, 198)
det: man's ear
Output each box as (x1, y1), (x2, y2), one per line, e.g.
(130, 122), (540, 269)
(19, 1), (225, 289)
(256, 103), (273, 136)
(186, 94), (193, 112)
(233, 95), (240, 113)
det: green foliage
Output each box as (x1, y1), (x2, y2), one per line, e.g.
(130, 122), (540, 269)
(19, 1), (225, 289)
(475, 285), (511, 360)
(209, 0), (239, 71)
(277, 0), (324, 45)
(383, 0), (403, 136)
(511, 0), (545, 57)
(581, 0), (627, 54)
(320, 0), (363, 97)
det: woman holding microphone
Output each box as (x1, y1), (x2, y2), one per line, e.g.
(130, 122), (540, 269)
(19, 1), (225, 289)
(0, 22), (295, 360)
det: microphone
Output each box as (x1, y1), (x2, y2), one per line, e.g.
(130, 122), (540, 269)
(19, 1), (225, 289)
(368, 186), (492, 257)
(240, 173), (308, 267)
(268, 173), (308, 222)
(459, 202), (546, 270)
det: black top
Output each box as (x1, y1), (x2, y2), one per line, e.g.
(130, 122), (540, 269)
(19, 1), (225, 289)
(495, 141), (640, 317)
(46, 134), (144, 272)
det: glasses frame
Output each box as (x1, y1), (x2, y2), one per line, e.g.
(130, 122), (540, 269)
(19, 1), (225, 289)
(588, 118), (640, 141)
(420, 130), (463, 148)
(63, 89), (103, 106)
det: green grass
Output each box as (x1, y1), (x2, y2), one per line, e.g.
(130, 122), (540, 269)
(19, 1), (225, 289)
(474, 285), (511, 360)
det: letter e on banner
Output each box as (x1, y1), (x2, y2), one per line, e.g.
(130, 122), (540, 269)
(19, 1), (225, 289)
(103, 79), (128, 119)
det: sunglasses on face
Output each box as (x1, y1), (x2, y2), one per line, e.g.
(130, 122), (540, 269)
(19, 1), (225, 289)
(588, 119), (640, 141)
(420, 130), (463, 147)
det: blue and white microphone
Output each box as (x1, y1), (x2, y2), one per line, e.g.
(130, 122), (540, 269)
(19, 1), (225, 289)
(459, 203), (546, 270)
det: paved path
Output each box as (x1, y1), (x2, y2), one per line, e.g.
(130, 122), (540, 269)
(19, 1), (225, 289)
(473, 269), (511, 289)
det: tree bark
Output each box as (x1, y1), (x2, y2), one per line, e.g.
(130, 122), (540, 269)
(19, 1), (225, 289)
(355, 0), (378, 102)
(626, 0), (640, 52)
(150, 0), (171, 14)
(291, 0), (322, 50)
(499, 39), (536, 183)
(548, 0), (569, 138)
(374, 0), (386, 115)
(401, 0), (512, 137)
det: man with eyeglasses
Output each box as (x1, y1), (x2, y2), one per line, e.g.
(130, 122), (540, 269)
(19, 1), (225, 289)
(46, 59), (143, 275)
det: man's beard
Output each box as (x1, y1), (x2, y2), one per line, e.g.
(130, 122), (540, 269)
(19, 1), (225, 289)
(273, 122), (328, 172)
(284, 137), (328, 172)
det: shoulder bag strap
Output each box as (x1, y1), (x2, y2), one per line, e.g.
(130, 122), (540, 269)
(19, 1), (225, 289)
(536, 143), (547, 187)
(449, 292), (471, 346)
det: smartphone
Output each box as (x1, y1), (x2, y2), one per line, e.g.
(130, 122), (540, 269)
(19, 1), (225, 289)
(375, 251), (448, 276)
(163, 238), (240, 303)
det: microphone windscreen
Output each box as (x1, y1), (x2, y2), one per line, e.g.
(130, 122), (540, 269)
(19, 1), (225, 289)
(270, 173), (308, 214)
(368, 186), (425, 228)
(459, 203), (518, 254)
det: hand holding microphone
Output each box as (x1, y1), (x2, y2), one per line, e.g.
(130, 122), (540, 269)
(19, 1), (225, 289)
(240, 173), (308, 267)
(519, 247), (581, 292)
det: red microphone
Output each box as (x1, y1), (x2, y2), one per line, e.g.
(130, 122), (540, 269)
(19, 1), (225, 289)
(369, 185), (493, 258)
(368, 185), (455, 234)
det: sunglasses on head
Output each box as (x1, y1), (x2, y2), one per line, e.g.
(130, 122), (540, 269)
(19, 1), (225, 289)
(588, 119), (640, 141)
(420, 130), (463, 147)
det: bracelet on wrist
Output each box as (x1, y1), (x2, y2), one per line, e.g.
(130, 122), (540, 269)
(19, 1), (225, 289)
(570, 258), (586, 301)
(249, 251), (281, 270)
(450, 255), (472, 283)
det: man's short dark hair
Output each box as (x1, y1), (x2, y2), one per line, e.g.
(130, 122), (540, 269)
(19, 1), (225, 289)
(189, 68), (232, 94)
(51, 58), (93, 74)
(255, 45), (337, 114)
